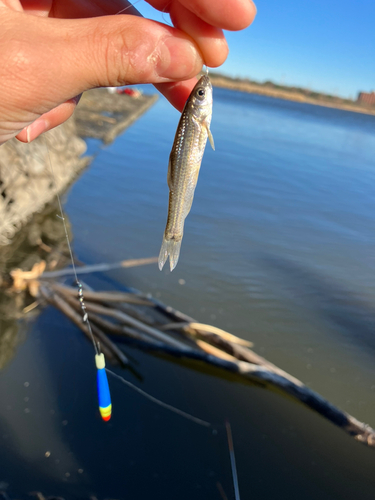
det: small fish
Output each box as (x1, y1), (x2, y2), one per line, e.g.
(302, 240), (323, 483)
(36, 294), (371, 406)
(158, 75), (215, 271)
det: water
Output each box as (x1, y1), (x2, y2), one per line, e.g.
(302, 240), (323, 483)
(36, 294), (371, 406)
(0, 88), (375, 499)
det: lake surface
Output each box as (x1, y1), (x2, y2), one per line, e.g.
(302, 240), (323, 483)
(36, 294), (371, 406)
(0, 87), (375, 499)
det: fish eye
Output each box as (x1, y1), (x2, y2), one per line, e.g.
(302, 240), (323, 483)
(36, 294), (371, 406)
(196, 88), (205, 99)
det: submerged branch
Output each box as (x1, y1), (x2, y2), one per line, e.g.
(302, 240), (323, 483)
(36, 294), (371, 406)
(39, 285), (128, 366)
(50, 282), (152, 305)
(35, 280), (375, 449)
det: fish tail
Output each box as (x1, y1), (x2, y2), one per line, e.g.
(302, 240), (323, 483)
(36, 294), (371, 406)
(158, 235), (182, 272)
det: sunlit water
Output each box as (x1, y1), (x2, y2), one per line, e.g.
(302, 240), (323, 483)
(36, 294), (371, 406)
(0, 88), (375, 499)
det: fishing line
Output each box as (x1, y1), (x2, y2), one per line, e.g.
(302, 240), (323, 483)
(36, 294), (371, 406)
(107, 368), (241, 498)
(44, 141), (112, 422)
(115, 0), (143, 16)
(107, 368), (211, 427)
(114, 0), (173, 28)
(161, 2), (173, 27)
(45, 145), (98, 354)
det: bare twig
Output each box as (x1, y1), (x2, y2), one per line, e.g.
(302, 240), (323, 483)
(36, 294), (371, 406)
(23, 301), (39, 314)
(39, 256), (158, 279)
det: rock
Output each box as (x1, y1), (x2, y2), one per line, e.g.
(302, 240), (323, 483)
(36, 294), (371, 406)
(0, 118), (89, 246)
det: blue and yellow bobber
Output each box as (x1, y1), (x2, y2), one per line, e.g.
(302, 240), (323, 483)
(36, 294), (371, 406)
(95, 353), (112, 421)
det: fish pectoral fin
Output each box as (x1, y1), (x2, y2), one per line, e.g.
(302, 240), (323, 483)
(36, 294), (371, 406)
(205, 123), (215, 151)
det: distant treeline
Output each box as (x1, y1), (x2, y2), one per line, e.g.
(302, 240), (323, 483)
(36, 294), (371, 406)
(209, 72), (360, 107)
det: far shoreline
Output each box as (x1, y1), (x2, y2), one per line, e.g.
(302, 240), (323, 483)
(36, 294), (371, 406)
(210, 75), (375, 117)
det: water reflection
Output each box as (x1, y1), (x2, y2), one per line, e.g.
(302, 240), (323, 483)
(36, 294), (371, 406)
(0, 201), (73, 369)
(260, 253), (375, 355)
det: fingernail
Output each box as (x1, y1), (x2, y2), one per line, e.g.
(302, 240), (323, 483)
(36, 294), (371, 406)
(158, 36), (202, 80)
(26, 119), (49, 143)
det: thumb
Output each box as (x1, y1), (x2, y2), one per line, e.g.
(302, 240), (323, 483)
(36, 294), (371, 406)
(55, 15), (204, 93)
(2, 11), (203, 140)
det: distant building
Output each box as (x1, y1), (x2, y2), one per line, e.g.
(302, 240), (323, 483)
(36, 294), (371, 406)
(357, 91), (375, 106)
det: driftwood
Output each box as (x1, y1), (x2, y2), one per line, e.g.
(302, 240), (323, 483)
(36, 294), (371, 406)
(35, 278), (375, 449)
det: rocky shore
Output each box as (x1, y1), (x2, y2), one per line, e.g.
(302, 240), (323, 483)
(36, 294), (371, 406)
(0, 89), (158, 246)
(75, 88), (158, 144)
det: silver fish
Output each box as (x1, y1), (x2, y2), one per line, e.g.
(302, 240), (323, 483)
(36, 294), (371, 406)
(158, 75), (215, 271)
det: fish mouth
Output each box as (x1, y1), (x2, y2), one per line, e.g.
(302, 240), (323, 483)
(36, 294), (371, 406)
(199, 74), (212, 88)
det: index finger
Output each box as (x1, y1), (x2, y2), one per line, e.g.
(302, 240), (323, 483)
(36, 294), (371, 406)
(147, 0), (256, 31)
(154, 77), (199, 112)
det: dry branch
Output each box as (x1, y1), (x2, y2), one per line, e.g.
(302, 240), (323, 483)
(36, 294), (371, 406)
(160, 321), (253, 347)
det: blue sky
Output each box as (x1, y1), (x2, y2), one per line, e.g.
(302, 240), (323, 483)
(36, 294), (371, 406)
(136, 0), (375, 99)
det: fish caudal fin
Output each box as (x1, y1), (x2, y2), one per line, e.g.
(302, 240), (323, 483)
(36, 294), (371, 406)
(158, 235), (182, 272)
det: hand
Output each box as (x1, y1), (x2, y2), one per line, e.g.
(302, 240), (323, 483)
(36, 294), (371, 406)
(0, 0), (256, 144)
